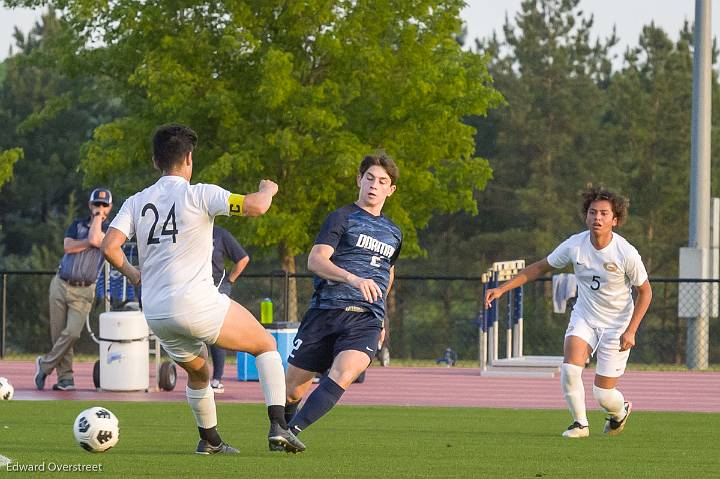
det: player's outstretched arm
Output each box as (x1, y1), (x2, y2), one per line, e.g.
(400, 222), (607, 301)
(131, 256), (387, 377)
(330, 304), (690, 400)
(241, 179), (278, 217)
(484, 258), (555, 309)
(308, 244), (383, 303)
(100, 227), (141, 286)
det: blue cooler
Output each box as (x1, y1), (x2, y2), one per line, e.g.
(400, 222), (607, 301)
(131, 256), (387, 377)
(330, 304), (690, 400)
(237, 322), (299, 381)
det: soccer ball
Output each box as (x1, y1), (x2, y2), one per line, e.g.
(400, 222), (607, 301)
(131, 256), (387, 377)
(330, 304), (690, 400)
(73, 407), (119, 452)
(0, 377), (13, 400)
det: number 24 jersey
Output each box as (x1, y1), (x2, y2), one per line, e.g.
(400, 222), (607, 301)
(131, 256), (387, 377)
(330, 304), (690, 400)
(110, 175), (233, 319)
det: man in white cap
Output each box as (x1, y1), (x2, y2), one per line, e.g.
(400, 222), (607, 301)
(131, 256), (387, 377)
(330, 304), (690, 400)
(34, 188), (113, 391)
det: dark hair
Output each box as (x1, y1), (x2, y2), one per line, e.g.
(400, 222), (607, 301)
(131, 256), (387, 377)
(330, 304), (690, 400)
(581, 186), (629, 226)
(152, 124), (198, 171)
(359, 152), (399, 185)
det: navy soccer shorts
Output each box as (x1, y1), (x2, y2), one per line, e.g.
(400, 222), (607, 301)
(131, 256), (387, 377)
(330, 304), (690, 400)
(287, 308), (383, 373)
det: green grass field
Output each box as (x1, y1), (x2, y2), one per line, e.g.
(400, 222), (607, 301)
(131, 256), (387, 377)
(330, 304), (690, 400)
(1, 401), (718, 478)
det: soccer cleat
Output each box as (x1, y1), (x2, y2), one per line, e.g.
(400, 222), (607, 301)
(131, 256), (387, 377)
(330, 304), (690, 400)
(268, 442), (286, 452)
(52, 379), (76, 391)
(604, 401), (632, 436)
(210, 380), (224, 393)
(34, 356), (47, 390)
(268, 422), (306, 453)
(562, 421), (589, 438)
(195, 440), (239, 455)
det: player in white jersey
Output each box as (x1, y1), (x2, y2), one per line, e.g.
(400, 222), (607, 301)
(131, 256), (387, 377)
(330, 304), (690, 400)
(484, 187), (652, 438)
(100, 124), (305, 454)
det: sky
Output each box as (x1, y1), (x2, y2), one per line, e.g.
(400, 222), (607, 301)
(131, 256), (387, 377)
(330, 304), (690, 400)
(461, 0), (715, 61)
(0, 1), (717, 62)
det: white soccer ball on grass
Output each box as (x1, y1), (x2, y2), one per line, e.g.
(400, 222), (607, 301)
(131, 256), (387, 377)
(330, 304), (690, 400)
(73, 407), (119, 452)
(0, 377), (13, 400)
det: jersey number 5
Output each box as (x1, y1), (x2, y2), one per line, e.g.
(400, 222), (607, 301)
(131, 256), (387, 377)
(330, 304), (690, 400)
(142, 203), (179, 245)
(590, 275), (601, 290)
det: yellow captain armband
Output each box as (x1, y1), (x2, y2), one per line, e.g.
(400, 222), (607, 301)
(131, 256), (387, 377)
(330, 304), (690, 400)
(228, 193), (245, 216)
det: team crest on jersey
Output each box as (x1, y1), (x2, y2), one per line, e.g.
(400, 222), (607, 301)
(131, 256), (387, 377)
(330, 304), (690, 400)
(603, 262), (619, 272)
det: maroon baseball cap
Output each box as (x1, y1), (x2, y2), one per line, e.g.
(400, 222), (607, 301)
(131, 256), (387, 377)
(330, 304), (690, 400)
(89, 188), (112, 205)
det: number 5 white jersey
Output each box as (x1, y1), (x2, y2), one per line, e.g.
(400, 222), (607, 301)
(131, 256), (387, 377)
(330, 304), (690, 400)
(110, 175), (232, 319)
(546, 230), (648, 329)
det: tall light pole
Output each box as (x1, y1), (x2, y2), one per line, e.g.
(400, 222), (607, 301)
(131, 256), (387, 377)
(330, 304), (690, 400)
(685, 0), (712, 369)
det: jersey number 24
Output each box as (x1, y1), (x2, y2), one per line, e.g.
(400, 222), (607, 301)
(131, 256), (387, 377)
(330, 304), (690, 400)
(142, 203), (178, 245)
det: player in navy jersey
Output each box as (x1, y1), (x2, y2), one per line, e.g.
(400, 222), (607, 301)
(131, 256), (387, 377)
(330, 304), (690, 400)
(278, 153), (402, 444)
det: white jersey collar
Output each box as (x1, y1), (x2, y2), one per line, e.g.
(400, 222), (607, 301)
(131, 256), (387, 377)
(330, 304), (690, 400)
(587, 230), (615, 253)
(158, 175), (189, 184)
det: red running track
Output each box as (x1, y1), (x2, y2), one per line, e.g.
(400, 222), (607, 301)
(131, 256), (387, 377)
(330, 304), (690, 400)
(1, 360), (718, 413)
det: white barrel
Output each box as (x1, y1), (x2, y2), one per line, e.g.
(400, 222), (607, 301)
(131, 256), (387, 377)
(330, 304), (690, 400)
(99, 310), (149, 391)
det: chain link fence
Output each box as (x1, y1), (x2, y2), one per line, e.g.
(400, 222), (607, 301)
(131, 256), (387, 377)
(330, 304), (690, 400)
(1, 271), (718, 368)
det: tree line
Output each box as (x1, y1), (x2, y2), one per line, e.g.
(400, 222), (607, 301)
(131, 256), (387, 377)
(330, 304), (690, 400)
(2, 0), (719, 279)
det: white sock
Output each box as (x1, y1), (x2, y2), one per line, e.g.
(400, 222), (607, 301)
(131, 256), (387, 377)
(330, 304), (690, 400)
(186, 385), (217, 428)
(560, 363), (588, 426)
(592, 385), (626, 420)
(255, 350), (286, 406)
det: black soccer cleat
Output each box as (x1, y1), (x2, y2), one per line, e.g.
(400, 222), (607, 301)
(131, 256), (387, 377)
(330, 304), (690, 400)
(268, 423), (306, 453)
(269, 442), (286, 452)
(195, 440), (240, 455)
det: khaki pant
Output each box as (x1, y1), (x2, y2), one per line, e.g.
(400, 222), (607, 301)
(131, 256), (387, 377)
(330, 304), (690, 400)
(39, 275), (95, 381)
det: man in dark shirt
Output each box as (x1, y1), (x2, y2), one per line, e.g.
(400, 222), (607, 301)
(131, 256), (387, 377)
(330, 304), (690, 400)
(35, 188), (113, 391)
(280, 153), (402, 444)
(210, 225), (249, 392)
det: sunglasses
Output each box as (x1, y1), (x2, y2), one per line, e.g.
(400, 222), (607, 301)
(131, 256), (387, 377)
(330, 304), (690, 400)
(92, 202), (109, 207)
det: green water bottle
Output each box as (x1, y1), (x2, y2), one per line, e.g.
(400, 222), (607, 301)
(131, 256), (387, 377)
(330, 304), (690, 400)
(260, 298), (273, 324)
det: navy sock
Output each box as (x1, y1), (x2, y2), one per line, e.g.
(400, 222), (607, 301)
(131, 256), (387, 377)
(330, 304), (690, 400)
(284, 401), (300, 425)
(288, 376), (344, 434)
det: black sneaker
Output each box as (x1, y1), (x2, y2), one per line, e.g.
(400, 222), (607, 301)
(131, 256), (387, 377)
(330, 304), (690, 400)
(34, 356), (47, 390)
(52, 380), (76, 391)
(268, 422), (306, 453)
(604, 401), (633, 436)
(195, 440), (239, 455)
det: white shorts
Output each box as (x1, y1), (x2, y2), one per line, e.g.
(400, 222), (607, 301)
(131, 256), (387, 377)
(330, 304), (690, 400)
(564, 316), (630, 378)
(147, 293), (231, 363)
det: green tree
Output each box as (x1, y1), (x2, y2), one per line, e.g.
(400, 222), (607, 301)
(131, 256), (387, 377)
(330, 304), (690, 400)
(603, 22), (720, 275)
(0, 10), (120, 258)
(467, 0), (616, 263)
(8, 0), (502, 318)
(0, 147), (22, 187)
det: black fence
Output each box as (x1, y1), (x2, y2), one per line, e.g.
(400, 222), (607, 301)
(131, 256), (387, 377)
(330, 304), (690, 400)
(1, 271), (718, 368)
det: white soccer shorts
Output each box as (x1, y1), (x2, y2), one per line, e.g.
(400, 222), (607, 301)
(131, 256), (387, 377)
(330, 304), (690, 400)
(564, 315), (631, 378)
(147, 293), (231, 363)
